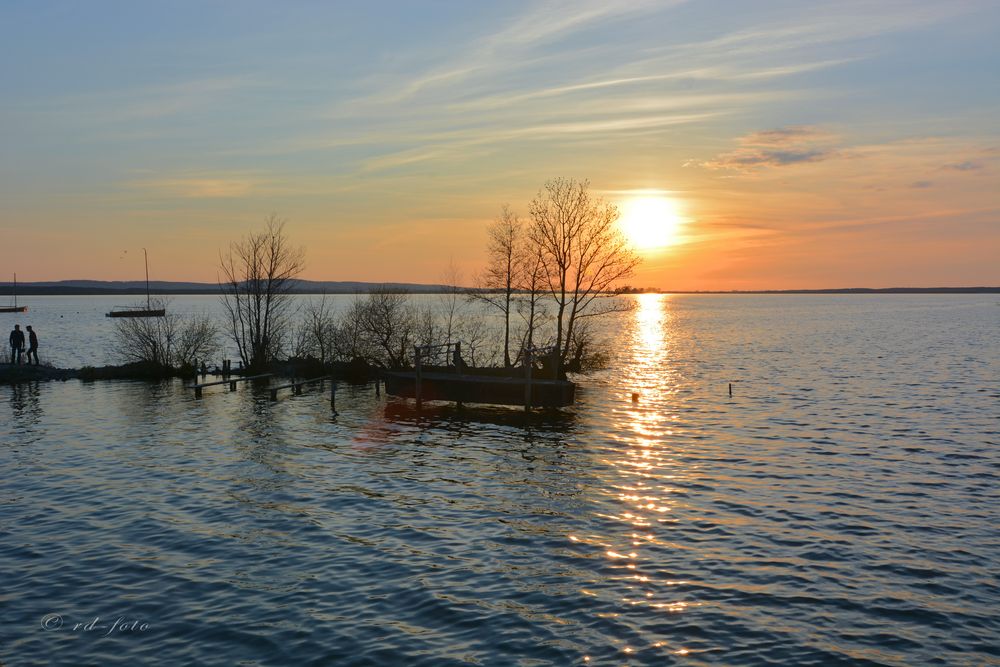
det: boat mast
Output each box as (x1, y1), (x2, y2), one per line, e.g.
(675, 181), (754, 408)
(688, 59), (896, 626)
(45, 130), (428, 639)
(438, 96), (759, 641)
(144, 248), (150, 311)
(13, 273), (16, 309)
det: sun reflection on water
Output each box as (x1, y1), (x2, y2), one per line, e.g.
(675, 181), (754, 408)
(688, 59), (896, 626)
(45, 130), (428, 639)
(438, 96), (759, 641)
(582, 292), (703, 659)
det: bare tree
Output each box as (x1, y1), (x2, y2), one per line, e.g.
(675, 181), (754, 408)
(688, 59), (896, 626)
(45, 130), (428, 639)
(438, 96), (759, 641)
(113, 299), (219, 368)
(354, 286), (416, 368)
(472, 205), (523, 366)
(514, 242), (549, 356)
(330, 296), (372, 363)
(439, 259), (464, 344)
(528, 178), (640, 373)
(218, 216), (305, 370)
(291, 294), (337, 363)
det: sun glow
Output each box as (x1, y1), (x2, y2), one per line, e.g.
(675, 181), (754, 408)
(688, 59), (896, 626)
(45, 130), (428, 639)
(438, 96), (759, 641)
(619, 196), (684, 251)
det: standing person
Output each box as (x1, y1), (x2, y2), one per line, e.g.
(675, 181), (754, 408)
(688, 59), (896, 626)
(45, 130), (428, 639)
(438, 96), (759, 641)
(9, 324), (24, 365)
(26, 325), (39, 365)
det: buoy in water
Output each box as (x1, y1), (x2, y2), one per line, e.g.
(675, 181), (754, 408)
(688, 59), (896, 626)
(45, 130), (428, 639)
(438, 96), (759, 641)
(631, 392), (639, 403)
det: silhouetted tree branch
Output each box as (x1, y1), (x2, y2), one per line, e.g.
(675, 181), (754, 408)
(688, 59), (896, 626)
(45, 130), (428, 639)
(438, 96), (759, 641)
(218, 216), (304, 370)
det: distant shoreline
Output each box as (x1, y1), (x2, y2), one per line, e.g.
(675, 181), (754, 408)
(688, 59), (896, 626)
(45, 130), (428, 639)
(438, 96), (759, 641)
(1, 284), (997, 296)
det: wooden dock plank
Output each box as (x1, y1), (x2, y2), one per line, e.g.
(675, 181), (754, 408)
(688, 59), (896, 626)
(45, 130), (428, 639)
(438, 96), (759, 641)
(188, 373), (273, 397)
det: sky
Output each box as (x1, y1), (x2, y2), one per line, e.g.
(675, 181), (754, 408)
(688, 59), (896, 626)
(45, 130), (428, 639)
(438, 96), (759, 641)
(1, 0), (998, 289)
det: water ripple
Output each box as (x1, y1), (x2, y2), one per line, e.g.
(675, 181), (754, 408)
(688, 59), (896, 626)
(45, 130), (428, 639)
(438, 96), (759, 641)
(1, 295), (998, 665)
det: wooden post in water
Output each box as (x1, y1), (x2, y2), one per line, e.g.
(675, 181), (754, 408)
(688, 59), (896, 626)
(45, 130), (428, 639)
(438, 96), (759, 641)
(729, 383), (732, 397)
(454, 342), (463, 409)
(524, 348), (533, 412)
(229, 378), (237, 391)
(330, 380), (337, 413)
(414, 346), (423, 410)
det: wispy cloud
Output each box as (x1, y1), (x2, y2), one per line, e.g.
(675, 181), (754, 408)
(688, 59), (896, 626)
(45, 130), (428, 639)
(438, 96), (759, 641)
(739, 126), (836, 147)
(704, 126), (839, 171)
(377, 0), (680, 104)
(942, 160), (983, 171)
(128, 174), (263, 199)
(360, 111), (723, 172)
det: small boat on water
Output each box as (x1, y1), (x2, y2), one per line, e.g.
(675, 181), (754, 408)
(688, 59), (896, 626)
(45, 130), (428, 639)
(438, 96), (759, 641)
(0, 273), (28, 313)
(106, 248), (166, 318)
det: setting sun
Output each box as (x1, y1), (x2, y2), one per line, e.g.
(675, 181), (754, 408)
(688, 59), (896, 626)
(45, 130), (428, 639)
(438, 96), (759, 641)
(619, 196), (684, 251)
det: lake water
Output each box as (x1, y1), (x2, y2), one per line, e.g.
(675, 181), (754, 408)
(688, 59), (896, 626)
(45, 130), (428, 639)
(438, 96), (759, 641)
(1, 295), (998, 665)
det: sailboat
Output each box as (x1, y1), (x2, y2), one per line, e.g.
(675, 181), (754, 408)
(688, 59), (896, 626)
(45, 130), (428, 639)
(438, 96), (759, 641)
(0, 273), (28, 313)
(106, 248), (166, 318)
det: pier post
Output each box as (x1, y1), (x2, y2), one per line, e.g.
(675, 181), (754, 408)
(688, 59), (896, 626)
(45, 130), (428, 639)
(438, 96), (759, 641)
(270, 388), (278, 400)
(524, 348), (533, 412)
(330, 381), (337, 413)
(414, 346), (423, 411)
(375, 377), (380, 397)
(195, 386), (203, 398)
(229, 379), (237, 391)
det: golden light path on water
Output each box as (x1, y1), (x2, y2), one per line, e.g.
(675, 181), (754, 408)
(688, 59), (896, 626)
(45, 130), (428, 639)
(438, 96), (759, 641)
(573, 293), (703, 660)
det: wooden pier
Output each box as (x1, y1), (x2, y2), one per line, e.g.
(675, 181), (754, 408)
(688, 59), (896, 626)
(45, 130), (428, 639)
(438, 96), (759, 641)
(269, 375), (331, 399)
(187, 373), (272, 397)
(384, 343), (575, 410)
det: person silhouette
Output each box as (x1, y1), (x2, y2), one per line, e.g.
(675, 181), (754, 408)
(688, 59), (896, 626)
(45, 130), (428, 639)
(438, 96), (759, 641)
(26, 325), (39, 365)
(452, 343), (466, 370)
(9, 324), (25, 365)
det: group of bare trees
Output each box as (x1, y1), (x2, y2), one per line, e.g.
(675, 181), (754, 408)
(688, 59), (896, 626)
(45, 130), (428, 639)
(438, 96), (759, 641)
(474, 178), (639, 374)
(113, 299), (219, 369)
(111, 178), (637, 375)
(290, 286), (493, 370)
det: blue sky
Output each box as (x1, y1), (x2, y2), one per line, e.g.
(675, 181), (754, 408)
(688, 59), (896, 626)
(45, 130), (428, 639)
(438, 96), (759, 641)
(1, 1), (997, 287)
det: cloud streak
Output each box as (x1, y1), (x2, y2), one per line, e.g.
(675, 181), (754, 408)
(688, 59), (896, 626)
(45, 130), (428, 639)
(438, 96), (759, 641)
(705, 126), (839, 171)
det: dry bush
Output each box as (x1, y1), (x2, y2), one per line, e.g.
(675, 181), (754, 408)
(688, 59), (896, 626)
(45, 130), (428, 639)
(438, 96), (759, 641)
(112, 301), (219, 369)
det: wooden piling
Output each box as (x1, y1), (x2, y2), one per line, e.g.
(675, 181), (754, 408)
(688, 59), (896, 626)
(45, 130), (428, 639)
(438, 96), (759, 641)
(330, 381), (337, 413)
(414, 346), (423, 410)
(524, 349), (533, 412)
(729, 383), (732, 397)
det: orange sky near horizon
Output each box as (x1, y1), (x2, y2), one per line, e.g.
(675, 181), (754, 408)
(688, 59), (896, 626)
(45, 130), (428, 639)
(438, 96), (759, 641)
(1, 2), (998, 290)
